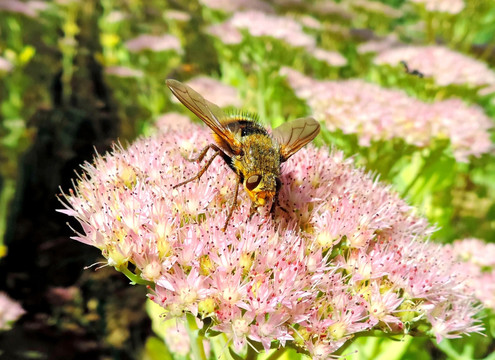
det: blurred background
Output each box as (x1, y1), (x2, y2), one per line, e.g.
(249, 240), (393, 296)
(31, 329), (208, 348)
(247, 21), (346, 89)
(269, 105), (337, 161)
(0, 0), (494, 359)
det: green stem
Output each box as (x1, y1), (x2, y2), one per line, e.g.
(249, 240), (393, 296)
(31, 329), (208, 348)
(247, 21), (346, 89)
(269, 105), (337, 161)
(119, 266), (154, 287)
(211, 334), (235, 360)
(246, 344), (257, 360)
(186, 312), (208, 360)
(264, 348), (287, 360)
(0, 178), (15, 259)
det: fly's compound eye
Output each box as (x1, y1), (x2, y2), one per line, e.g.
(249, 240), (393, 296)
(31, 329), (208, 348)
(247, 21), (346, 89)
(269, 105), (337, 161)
(246, 174), (262, 191)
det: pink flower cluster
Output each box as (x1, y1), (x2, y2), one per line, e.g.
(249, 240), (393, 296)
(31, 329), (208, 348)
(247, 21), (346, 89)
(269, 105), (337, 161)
(59, 123), (483, 357)
(0, 292), (25, 331)
(125, 34), (183, 54)
(208, 10), (316, 49)
(282, 67), (493, 162)
(199, 0), (274, 13)
(206, 10), (348, 67)
(375, 45), (495, 92)
(409, 0), (465, 14)
(447, 238), (495, 310)
(176, 77), (242, 108)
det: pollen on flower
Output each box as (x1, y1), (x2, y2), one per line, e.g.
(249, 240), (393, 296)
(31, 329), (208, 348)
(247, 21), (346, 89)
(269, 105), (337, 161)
(58, 123), (483, 356)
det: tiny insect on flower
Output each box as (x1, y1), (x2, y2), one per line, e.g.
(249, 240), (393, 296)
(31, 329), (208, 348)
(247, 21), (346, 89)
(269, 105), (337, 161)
(166, 79), (320, 231)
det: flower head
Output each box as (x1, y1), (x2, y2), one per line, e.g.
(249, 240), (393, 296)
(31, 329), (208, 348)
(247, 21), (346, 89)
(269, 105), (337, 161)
(281, 67), (493, 162)
(125, 34), (183, 54)
(375, 45), (495, 91)
(409, 0), (465, 14)
(222, 10), (316, 49)
(176, 77), (242, 108)
(59, 123), (483, 354)
(104, 66), (144, 78)
(0, 293), (25, 331)
(199, 0), (274, 13)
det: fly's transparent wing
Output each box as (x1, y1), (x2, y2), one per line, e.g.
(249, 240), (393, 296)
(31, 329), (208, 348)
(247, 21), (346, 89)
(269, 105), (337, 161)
(272, 117), (320, 162)
(167, 79), (242, 154)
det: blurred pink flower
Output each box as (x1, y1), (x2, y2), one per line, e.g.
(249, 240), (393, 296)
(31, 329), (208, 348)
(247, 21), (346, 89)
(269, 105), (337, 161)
(165, 10), (191, 22)
(350, 0), (402, 18)
(104, 66), (144, 78)
(106, 10), (128, 23)
(206, 22), (243, 45)
(447, 238), (495, 309)
(177, 76), (242, 108)
(375, 45), (495, 91)
(125, 34), (183, 54)
(199, 0), (274, 13)
(282, 67), (493, 162)
(0, 0), (37, 17)
(357, 34), (399, 54)
(59, 123), (482, 356)
(409, 0), (465, 14)
(0, 292), (25, 331)
(297, 15), (322, 30)
(223, 10), (316, 49)
(313, 48), (348, 67)
(0, 57), (14, 73)
(154, 112), (192, 133)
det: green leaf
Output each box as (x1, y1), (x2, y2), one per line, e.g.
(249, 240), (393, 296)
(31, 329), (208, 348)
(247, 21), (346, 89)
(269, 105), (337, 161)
(143, 336), (173, 360)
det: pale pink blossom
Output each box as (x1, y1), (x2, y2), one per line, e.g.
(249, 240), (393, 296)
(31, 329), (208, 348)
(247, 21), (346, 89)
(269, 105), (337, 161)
(177, 76), (242, 108)
(106, 10), (128, 23)
(199, 0), (274, 13)
(313, 48), (348, 67)
(165, 10), (191, 22)
(281, 67), (493, 162)
(349, 0), (402, 18)
(447, 239), (495, 309)
(375, 45), (495, 90)
(59, 124), (483, 354)
(125, 34), (183, 54)
(206, 22), (243, 45)
(0, 57), (14, 73)
(357, 34), (399, 54)
(154, 112), (192, 133)
(297, 15), (322, 30)
(0, 292), (25, 331)
(104, 66), (144, 78)
(227, 10), (316, 49)
(409, 0), (465, 14)
(0, 0), (36, 17)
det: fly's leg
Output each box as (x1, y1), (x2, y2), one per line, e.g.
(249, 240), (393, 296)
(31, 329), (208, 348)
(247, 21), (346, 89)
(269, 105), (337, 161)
(222, 175), (240, 232)
(270, 182), (288, 216)
(183, 143), (218, 163)
(174, 144), (223, 188)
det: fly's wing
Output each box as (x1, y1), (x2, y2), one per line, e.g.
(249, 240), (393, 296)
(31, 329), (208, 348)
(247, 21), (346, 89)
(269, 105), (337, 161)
(166, 79), (242, 155)
(272, 117), (320, 162)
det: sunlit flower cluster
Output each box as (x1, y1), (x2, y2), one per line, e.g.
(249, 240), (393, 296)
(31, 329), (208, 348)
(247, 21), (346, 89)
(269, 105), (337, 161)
(0, 0), (48, 17)
(59, 123), (482, 357)
(199, 0), (274, 13)
(0, 292), (25, 331)
(176, 76), (242, 108)
(211, 10), (316, 49)
(282, 67), (493, 162)
(125, 34), (183, 54)
(409, 0), (465, 14)
(375, 45), (495, 92)
(447, 238), (495, 310)
(313, 48), (348, 67)
(0, 57), (14, 73)
(104, 65), (144, 78)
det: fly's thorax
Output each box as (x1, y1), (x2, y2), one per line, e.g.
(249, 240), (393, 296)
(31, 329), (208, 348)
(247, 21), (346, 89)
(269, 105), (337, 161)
(232, 134), (281, 206)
